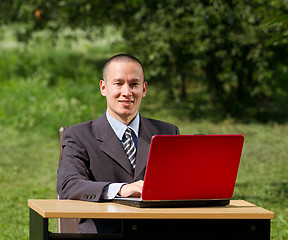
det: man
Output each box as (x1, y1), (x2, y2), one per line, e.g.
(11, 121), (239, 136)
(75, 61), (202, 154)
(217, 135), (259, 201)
(57, 54), (180, 233)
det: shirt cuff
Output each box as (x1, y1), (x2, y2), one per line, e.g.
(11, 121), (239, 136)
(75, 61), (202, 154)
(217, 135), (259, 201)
(103, 183), (126, 200)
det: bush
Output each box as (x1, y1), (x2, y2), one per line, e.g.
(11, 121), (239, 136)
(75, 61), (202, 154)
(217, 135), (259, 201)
(0, 76), (106, 136)
(0, 27), (111, 136)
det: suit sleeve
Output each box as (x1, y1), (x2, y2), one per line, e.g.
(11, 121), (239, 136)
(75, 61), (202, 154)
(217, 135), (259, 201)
(57, 127), (110, 202)
(175, 126), (180, 135)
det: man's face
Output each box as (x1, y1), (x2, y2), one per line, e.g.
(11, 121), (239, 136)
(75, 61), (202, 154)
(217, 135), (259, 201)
(100, 61), (147, 125)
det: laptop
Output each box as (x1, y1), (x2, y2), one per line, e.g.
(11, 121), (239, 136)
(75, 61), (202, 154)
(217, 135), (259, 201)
(113, 134), (244, 208)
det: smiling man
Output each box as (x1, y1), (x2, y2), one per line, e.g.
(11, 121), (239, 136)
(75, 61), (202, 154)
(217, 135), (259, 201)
(57, 54), (179, 233)
(100, 55), (147, 125)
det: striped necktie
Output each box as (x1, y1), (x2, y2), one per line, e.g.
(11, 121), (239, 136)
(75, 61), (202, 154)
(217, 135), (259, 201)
(123, 128), (136, 173)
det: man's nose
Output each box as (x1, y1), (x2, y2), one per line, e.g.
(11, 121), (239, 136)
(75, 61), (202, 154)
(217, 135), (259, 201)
(122, 83), (132, 96)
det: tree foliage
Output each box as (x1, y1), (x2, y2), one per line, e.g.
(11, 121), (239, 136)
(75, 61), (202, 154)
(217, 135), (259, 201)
(1, 0), (288, 121)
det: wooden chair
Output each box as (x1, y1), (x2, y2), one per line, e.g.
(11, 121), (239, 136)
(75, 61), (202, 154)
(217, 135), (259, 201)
(57, 126), (79, 233)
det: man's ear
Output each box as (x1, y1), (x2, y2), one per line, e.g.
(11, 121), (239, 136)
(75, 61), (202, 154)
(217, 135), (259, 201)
(100, 80), (106, 96)
(142, 81), (148, 97)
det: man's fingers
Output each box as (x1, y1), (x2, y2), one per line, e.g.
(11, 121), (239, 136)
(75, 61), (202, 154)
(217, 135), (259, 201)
(118, 180), (144, 198)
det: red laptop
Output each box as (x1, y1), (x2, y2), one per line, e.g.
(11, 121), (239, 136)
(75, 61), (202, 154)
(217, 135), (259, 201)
(113, 134), (244, 207)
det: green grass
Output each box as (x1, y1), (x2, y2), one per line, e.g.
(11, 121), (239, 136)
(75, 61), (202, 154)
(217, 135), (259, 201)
(0, 121), (287, 239)
(0, 127), (58, 239)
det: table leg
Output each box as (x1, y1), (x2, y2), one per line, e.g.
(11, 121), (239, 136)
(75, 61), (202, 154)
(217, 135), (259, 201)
(30, 208), (49, 240)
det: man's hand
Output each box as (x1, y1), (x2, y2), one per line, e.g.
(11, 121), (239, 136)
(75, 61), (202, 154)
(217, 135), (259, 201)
(118, 180), (144, 198)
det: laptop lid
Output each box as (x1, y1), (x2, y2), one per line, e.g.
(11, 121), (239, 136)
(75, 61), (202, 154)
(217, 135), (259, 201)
(141, 134), (244, 201)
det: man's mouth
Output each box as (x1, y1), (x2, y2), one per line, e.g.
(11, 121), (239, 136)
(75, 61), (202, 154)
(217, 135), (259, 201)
(119, 100), (134, 105)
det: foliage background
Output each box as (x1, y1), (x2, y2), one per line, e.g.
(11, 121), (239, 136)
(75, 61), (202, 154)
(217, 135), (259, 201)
(0, 1), (288, 239)
(2, 0), (288, 122)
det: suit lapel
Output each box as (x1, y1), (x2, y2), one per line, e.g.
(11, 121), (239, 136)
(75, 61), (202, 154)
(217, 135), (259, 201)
(92, 114), (133, 176)
(91, 114), (154, 179)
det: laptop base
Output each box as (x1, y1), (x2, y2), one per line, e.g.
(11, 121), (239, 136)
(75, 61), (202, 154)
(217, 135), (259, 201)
(113, 198), (230, 208)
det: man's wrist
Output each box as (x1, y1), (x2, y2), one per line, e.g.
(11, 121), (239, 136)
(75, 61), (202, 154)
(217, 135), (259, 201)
(103, 183), (127, 200)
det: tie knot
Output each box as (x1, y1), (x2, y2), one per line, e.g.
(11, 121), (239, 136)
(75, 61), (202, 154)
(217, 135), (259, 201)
(125, 127), (133, 138)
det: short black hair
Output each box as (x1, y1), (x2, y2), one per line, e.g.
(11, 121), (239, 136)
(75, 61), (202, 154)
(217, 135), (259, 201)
(103, 54), (145, 80)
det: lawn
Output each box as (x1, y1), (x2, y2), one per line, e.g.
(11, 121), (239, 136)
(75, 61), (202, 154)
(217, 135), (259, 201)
(0, 120), (287, 239)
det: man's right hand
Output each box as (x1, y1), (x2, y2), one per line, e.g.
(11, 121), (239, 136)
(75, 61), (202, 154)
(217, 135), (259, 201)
(118, 180), (144, 198)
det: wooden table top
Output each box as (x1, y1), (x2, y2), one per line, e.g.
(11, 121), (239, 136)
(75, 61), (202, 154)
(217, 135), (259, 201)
(28, 199), (274, 220)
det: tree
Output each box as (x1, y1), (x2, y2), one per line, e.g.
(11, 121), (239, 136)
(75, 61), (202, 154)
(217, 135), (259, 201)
(2, 0), (288, 120)
(118, 0), (288, 119)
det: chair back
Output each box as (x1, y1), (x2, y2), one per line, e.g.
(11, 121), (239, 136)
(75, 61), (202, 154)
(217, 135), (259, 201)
(57, 126), (79, 233)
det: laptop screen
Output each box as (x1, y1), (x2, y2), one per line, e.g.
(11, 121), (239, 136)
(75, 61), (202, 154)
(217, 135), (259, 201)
(141, 134), (244, 201)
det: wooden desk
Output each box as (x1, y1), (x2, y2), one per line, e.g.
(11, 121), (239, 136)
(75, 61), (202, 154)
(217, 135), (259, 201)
(28, 199), (274, 240)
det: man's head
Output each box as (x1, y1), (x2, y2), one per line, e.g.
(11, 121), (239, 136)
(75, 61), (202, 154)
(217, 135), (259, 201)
(100, 54), (147, 125)
(102, 54), (145, 81)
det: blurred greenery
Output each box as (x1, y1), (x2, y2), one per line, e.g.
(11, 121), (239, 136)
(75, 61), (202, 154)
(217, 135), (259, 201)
(0, 25), (116, 136)
(1, 0), (288, 121)
(0, 1), (288, 239)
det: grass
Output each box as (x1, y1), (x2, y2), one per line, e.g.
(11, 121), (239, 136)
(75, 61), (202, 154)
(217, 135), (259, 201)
(0, 121), (287, 239)
(0, 127), (58, 239)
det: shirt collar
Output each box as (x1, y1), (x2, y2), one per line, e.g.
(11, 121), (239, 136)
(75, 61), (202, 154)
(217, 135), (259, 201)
(106, 109), (140, 141)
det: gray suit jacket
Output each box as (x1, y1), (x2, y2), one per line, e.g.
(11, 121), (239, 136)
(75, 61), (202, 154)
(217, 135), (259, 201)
(57, 113), (179, 233)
